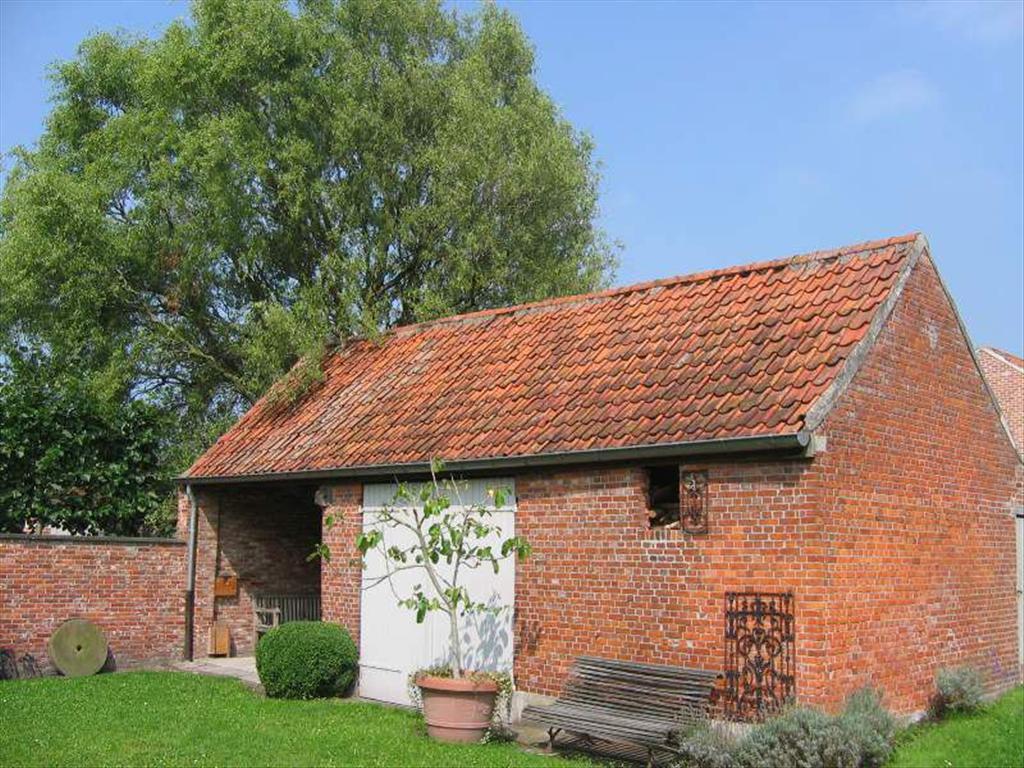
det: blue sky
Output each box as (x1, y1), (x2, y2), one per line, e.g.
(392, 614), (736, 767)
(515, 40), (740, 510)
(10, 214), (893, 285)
(2, 0), (1022, 352)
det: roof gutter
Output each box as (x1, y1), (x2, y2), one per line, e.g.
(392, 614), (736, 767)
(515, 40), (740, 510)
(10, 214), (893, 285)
(177, 431), (812, 487)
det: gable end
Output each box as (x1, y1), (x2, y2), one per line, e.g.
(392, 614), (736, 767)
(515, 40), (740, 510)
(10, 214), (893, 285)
(803, 234), (1021, 464)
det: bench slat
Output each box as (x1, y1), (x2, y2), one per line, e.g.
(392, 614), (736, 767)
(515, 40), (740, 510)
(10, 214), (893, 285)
(521, 656), (719, 756)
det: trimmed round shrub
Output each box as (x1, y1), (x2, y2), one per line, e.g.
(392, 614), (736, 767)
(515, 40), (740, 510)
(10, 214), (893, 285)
(255, 621), (357, 699)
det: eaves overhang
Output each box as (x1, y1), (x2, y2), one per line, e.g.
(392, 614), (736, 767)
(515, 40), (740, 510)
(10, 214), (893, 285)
(177, 431), (812, 487)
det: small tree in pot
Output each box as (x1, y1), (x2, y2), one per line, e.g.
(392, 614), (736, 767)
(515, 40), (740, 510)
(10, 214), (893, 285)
(315, 460), (530, 742)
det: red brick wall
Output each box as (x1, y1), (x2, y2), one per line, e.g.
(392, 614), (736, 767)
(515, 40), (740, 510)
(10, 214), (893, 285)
(813, 255), (1021, 713)
(176, 491), (191, 539)
(189, 486), (321, 656)
(190, 490), (218, 658)
(978, 349), (1024, 454)
(312, 467), (832, 707)
(512, 461), (831, 705)
(0, 535), (186, 672)
(317, 483), (363, 647)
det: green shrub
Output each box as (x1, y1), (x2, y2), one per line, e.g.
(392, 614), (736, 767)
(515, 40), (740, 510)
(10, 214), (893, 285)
(736, 706), (860, 768)
(837, 688), (897, 768)
(255, 621), (357, 699)
(674, 689), (897, 768)
(676, 725), (741, 768)
(933, 666), (984, 716)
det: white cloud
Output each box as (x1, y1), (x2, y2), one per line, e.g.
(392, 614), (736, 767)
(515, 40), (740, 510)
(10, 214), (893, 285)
(847, 69), (938, 125)
(909, 0), (1023, 44)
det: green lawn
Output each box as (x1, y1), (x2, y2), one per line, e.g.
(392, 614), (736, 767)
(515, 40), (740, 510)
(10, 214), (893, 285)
(0, 671), (588, 767)
(888, 686), (1024, 768)
(3, 671), (1020, 768)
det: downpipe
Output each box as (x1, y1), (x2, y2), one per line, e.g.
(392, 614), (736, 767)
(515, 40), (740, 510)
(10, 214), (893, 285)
(184, 484), (199, 661)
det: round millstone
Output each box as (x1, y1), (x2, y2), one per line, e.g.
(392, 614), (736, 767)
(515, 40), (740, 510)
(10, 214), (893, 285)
(48, 619), (108, 677)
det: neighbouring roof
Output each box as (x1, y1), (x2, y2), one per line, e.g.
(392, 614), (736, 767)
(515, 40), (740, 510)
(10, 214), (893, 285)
(977, 346), (1024, 454)
(979, 347), (1024, 374)
(185, 234), (923, 481)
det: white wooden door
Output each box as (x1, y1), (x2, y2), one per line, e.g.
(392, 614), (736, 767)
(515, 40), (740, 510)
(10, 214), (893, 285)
(358, 478), (516, 705)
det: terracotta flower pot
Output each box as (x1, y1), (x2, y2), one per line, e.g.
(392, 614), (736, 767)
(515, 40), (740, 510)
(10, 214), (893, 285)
(416, 674), (499, 743)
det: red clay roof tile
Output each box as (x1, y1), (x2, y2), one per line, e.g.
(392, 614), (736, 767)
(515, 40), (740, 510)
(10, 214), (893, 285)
(185, 234), (921, 479)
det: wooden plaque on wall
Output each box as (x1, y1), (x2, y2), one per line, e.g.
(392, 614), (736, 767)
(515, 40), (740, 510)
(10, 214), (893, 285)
(214, 574), (238, 597)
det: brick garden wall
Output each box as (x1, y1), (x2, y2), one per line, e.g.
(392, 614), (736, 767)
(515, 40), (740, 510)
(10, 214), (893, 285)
(813, 255), (1022, 714)
(0, 535), (186, 673)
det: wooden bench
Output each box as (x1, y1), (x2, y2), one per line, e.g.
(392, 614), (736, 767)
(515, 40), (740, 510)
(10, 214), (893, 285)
(253, 594), (321, 640)
(521, 656), (720, 765)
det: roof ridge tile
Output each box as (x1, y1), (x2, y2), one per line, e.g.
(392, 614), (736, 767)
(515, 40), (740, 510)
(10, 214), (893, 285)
(384, 233), (921, 339)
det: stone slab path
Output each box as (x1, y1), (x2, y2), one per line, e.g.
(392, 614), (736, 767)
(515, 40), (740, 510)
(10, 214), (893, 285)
(172, 656), (261, 688)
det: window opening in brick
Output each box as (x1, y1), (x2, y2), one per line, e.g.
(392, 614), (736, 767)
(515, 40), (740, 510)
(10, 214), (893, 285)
(646, 465), (680, 528)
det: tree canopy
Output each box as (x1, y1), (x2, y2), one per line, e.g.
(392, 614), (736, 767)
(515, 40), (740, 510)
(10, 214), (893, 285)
(0, 0), (616, 464)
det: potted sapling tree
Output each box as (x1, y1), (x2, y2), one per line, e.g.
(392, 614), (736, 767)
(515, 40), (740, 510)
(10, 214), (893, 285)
(315, 460), (530, 743)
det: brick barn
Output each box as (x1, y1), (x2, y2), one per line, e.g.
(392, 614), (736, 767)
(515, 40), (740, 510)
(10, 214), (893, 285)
(178, 233), (1022, 718)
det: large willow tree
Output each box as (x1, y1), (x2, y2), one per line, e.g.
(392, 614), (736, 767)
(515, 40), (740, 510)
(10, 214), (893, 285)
(0, 0), (615, 466)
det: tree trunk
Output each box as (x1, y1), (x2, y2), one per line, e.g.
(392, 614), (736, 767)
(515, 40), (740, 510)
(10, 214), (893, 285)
(448, 609), (463, 678)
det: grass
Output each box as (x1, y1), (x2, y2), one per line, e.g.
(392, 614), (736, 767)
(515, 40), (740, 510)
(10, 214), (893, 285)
(888, 686), (1024, 768)
(3, 671), (1019, 768)
(0, 671), (592, 767)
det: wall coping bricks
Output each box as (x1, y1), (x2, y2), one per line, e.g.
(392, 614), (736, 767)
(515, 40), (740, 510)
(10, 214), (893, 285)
(0, 533), (185, 546)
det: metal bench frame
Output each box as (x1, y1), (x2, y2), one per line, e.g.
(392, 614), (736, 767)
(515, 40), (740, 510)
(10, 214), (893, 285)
(522, 656), (720, 766)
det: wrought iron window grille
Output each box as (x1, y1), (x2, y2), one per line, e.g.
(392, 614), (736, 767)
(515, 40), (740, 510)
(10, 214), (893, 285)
(724, 591), (795, 721)
(680, 470), (709, 534)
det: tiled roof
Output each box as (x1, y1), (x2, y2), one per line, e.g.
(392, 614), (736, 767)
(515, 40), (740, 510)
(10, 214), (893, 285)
(979, 347), (1024, 373)
(977, 346), (1024, 454)
(185, 234), (921, 479)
